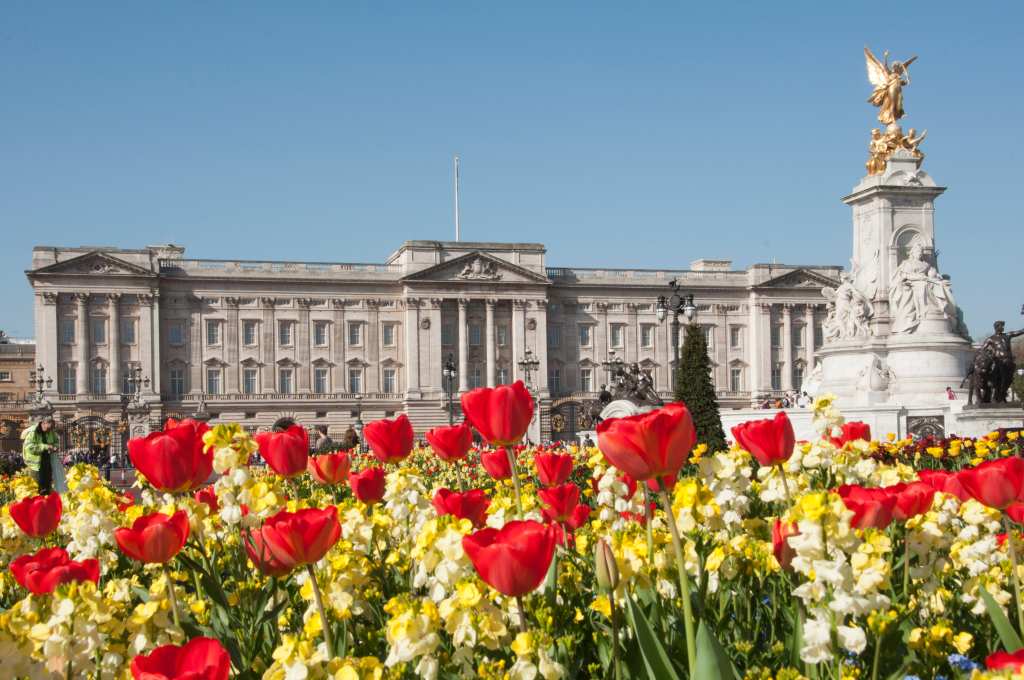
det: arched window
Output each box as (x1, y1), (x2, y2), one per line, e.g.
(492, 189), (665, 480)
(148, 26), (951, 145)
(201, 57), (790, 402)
(895, 228), (921, 264)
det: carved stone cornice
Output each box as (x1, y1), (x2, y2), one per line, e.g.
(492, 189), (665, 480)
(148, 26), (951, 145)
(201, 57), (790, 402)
(534, 299), (549, 309)
(331, 298), (347, 309)
(73, 293), (91, 305)
(457, 298), (470, 308)
(106, 293), (122, 304)
(594, 301), (609, 312)
(512, 298), (530, 310)
(137, 294), (155, 307)
(405, 296), (422, 308)
(260, 296), (277, 307)
(484, 298), (498, 308)
(41, 292), (59, 305)
(223, 296), (241, 307)
(428, 297), (444, 309)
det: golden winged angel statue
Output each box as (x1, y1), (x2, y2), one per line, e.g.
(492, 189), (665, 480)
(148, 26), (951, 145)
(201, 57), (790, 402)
(864, 47), (917, 128)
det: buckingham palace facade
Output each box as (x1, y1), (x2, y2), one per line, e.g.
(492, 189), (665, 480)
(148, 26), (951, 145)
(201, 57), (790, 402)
(24, 241), (840, 439)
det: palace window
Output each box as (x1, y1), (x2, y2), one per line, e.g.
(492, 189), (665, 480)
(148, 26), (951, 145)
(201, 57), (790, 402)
(640, 324), (654, 349)
(206, 368), (222, 395)
(313, 321), (329, 347)
(0, 371), (10, 382)
(278, 321), (294, 347)
(794, 363), (805, 391)
(610, 324), (624, 349)
(497, 367), (509, 385)
(348, 322), (362, 347)
(469, 366), (482, 389)
(60, 319), (75, 344)
(548, 367), (561, 393)
(730, 366), (742, 392)
(90, 363), (107, 394)
(813, 321), (824, 349)
(793, 324), (805, 348)
(580, 368), (593, 392)
(548, 324), (562, 348)
(382, 367), (397, 394)
(578, 325), (592, 348)
(242, 368), (258, 394)
(169, 368), (185, 397)
(497, 325), (508, 347)
(60, 364), (76, 395)
(770, 363), (783, 391)
(770, 324), (782, 349)
(702, 325), (714, 348)
(242, 320), (258, 347)
(382, 322), (396, 347)
(92, 318), (106, 345)
(730, 326), (742, 348)
(121, 365), (139, 394)
(348, 368), (362, 394)
(442, 323), (455, 345)
(279, 368), (294, 394)
(469, 323), (481, 347)
(313, 367), (329, 394)
(206, 320), (221, 347)
(168, 321), (185, 346)
(121, 318), (136, 345)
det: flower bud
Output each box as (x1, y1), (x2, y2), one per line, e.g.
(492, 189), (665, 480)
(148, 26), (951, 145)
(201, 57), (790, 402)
(594, 538), (619, 591)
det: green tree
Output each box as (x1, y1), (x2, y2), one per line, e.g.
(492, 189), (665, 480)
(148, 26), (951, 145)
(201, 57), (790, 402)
(674, 323), (727, 452)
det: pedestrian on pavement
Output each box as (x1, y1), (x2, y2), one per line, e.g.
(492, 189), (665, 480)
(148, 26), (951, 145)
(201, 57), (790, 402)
(21, 416), (64, 494)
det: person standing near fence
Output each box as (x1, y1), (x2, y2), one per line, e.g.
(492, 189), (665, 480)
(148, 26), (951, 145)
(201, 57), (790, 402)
(21, 416), (65, 494)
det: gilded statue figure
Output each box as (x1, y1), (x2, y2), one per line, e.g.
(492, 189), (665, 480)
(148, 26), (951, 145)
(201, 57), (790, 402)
(864, 47), (917, 128)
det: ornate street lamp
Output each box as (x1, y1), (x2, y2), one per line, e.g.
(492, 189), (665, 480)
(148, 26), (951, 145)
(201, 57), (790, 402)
(517, 349), (540, 390)
(353, 393), (365, 448)
(28, 365), (53, 402)
(600, 350), (625, 386)
(656, 278), (698, 369)
(114, 366), (149, 480)
(443, 353), (458, 425)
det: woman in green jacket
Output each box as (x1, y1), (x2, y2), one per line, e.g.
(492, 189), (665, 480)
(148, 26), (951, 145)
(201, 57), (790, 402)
(21, 417), (61, 494)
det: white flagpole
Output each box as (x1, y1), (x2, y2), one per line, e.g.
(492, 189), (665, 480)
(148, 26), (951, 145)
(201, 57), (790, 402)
(454, 155), (461, 242)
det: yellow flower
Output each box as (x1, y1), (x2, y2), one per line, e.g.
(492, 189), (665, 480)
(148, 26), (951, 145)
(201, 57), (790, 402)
(590, 596), (612, 619)
(952, 631), (973, 654)
(797, 493), (828, 522)
(511, 631), (534, 657)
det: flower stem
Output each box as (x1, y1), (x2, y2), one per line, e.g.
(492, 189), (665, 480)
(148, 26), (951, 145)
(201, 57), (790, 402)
(658, 487), (697, 672)
(1004, 516), (1024, 638)
(507, 447), (524, 517)
(163, 564), (181, 630)
(777, 463), (792, 506)
(609, 588), (622, 680)
(642, 487), (655, 560)
(870, 630), (882, 680)
(307, 564), (335, 654)
(902, 534), (910, 598)
(455, 462), (466, 492)
(515, 594), (528, 633)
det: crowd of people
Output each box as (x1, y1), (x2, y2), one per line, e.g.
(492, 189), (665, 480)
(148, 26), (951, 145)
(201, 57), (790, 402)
(756, 390), (812, 409)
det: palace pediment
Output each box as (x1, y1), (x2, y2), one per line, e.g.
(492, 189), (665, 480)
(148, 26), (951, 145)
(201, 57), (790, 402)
(758, 268), (838, 290)
(30, 251), (156, 278)
(402, 251), (550, 285)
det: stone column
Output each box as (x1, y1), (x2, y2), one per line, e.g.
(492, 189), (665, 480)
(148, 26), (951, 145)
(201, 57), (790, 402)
(485, 299), (496, 387)
(457, 298), (469, 391)
(804, 305), (816, 370)
(760, 303), (774, 393)
(297, 299), (311, 393)
(260, 298), (276, 393)
(150, 291), (161, 395)
(138, 293), (154, 397)
(74, 293), (89, 394)
(746, 293), (759, 398)
(424, 298), (443, 391)
(39, 293), (59, 394)
(108, 294), (121, 395)
(225, 297), (240, 393)
(534, 300), (550, 394)
(511, 299), (526, 382)
(366, 300), (380, 393)
(190, 296), (203, 394)
(405, 297), (421, 395)
(332, 299), (346, 393)
(782, 304), (793, 391)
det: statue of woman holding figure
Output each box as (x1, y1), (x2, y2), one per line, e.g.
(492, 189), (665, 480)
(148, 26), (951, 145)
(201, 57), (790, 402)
(889, 241), (959, 334)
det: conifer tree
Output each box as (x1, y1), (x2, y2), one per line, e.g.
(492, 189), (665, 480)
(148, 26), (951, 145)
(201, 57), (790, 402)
(673, 323), (727, 452)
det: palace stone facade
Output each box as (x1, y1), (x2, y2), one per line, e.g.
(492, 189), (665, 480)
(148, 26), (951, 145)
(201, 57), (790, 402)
(25, 241), (840, 439)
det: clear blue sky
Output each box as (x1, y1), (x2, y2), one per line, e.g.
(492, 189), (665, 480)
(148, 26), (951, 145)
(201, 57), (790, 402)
(2, 2), (1021, 339)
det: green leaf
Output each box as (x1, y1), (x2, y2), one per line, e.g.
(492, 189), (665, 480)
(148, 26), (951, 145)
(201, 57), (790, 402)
(789, 602), (803, 668)
(625, 593), (682, 680)
(980, 588), (1024, 651)
(693, 621), (737, 680)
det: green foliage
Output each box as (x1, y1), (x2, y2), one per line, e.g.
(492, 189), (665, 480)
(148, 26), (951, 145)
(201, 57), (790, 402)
(674, 323), (727, 452)
(1012, 372), (1024, 402)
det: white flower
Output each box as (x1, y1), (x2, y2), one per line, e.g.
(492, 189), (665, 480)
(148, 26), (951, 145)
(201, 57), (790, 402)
(837, 624), (867, 654)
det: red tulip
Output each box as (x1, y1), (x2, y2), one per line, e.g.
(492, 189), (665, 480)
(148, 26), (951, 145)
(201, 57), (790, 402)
(596, 402), (696, 481)
(10, 547), (99, 595)
(837, 485), (897, 530)
(255, 424), (309, 478)
(565, 503), (591, 531)
(535, 453), (573, 487)
(538, 483), (581, 524)
(426, 424), (473, 462)
(243, 528), (293, 578)
(9, 492), (62, 537)
(772, 519), (798, 571)
(462, 520), (557, 597)
(958, 457), (1024, 510)
(193, 487), (218, 512)
(731, 411), (795, 467)
(917, 469), (969, 502)
(884, 482), (935, 522)
(364, 414), (414, 464)
(461, 381), (535, 446)
(646, 474), (677, 493)
(432, 488), (491, 528)
(829, 421), (872, 447)
(1008, 503), (1024, 525)
(349, 467), (386, 504)
(480, 448), (513, 480)
(308, 451), (351, 485)
(128, 419), (212, 493)
(115, 511), (190, 564)
(257, 507), (341, 571)
(117, 494), (135, 512)
(987, 649), (1024, 671)
(130, 636), (230, 680)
